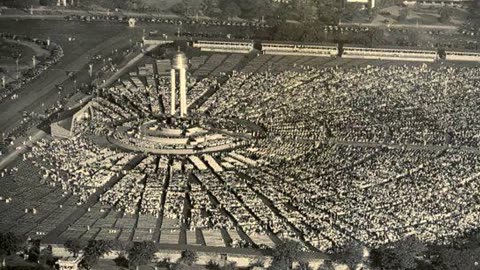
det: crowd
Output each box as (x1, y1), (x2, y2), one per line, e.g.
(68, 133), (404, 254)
(206, 64), (480, 148)
(21, 52), (480, 253)
(29, 136), (134, 203)
(27, 129), (480, 252)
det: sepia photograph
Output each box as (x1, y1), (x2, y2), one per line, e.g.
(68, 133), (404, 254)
(0, 0), (479, 269)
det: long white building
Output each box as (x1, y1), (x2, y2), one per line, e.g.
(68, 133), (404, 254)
(192, 40), (254, 54)
(262, 42), (338, 57)
(342, 46), (438, 62)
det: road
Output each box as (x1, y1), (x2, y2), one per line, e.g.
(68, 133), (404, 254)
(0, 20), (144, 134)
(0, 129), (46, 171)
(339, 21), (459, 31)
(0, 7), (182, 20)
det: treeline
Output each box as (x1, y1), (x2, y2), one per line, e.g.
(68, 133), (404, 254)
(252, 22), (421, 48)
(0, 0), (344, 25)
(0, 0), (56, 8)
(3, 231), (480, 270)
(171, 0), (286, 21)
(171, 0), (343, 24)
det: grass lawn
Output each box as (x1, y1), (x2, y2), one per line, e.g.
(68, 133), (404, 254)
(0, 39), (36, 66)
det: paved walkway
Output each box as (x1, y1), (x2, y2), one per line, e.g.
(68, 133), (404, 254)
(99, 44), (160, 88)
(0, 129), (46, 171)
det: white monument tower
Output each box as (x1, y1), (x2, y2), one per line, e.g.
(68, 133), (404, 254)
(170, 50), (188, 118)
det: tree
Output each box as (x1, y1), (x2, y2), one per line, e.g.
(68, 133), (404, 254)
(293, 0), (315, 23)
(157, 258), (172, 269)
(179, 249), (198, 266)
(398, 8), (409, 22)
(269, 258), (289, 270)
(27, 239), (41, 263)
(221, 0), (241, 19)
(248, 259), (265, 269)
(113, 254), (129, 268)
(172, 262), (188, 270)
(317, 260), (335, 270)
(128, 241), (157, 270)
(407, 30), (419, 46)
(335, 242), (365, 270)
(468, 0), (480, 20)
(368, 28), (384, 47)
(370, 236), (426, 270)
(273, 23), (304, 41)
(316, 0), (342, 24)
(237, 0), (272, 20)
(223, 261), (237, 270)
(0, 232), (23, 267)
(436, 246), (480, 270)
(39, 245), (55, 267)
(64, 239), (84, 257)
(39, 0), (56, 5)
(170, 2), (186, 15)
(271, 4), (290, 23)
(295, 261), (312, 270)
(80, 240), (112, 270)
(0, 0), (37, 8)
(206, 260), (221, 270)
(439, 7), (452, 23)
(269, 240), (304, 270)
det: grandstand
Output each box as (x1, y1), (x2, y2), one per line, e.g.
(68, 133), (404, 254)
(262, 42), (338, 57)
(192, 40), (254, 54)
(445, 51), (480, 62)
(341, 46), (438, 62)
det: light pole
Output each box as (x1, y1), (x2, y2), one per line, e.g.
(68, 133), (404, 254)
(89, 64), (93, 77)
(16, 54), (21, 80)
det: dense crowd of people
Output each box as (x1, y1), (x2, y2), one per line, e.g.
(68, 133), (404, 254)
(206, 64), (480, 148)
(21, 52), (480, 253)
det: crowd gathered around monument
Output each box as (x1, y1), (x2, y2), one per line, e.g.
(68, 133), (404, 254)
(18, 57), (480, 253)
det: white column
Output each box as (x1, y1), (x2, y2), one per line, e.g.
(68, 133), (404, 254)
(170, 69), (176, 116)
(179, 68), (187, 117)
